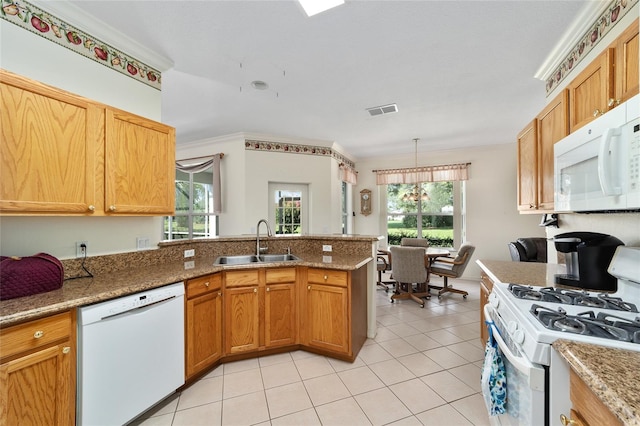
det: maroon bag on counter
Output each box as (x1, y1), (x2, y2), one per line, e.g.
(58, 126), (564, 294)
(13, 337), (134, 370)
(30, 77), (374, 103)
(0, 253), (64, 300)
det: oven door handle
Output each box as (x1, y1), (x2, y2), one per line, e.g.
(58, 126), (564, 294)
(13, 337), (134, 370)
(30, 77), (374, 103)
(484, 305), (545, 391)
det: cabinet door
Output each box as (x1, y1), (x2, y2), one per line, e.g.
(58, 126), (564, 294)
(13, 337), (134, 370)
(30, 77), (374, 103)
(104, 108), (175, 215)
(305, 283), (349, 354)
(224, 286), (260, 354)
(479, 273), (493, 345)
(516, 119), (538, 211)
(614, 19), (639, 104)
(0, 342), (74, 425)
(0, 71), (101, 214)
(568, 48), (614, 132)
(186, 290), (222, 379)
(536, 90), (569, 211)
(265, 283), (296, 348)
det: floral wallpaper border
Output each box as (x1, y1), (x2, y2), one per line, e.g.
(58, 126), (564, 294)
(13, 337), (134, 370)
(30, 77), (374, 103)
(0, 0), (161, 90)
(245, 139), (356, 170)
(545, 0), (637, 95)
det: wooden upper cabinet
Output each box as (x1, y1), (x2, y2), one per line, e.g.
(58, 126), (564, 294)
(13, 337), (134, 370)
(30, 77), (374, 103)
(516, 119), (538, 211)
(614, 19), (639, 104)
(0, 70), (101, 214)
(536, 90), (569, 211)
(105, 108), (175, 215)
(0, 70), (176, 216)
(568, 48), (615, 132)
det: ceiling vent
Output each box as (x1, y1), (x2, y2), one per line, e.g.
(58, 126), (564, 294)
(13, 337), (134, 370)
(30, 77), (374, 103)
(366, 103), (398, 117)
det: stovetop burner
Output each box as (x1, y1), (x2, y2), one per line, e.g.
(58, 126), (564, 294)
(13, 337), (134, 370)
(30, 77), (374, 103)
(530, 304), (640, 343)
(509, 285), (639, 313)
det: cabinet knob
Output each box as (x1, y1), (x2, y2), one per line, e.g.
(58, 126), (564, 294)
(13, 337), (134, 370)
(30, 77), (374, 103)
(307, 285), (311, 290)
(608, 98), (621, 107)
(204, 281), (210, 287)
(62, 346), (71, 354)
(560, 414), (578, 425)
(266, 287), (270, 292)
(529, 203), (536, 209)
(254, 288), (258, 293)
(593, 108), (603, 117)
(88, 205), (95, 212)
(109, 205), (116, 212)
(218, 292), (222, 296)
(323, 275), (328, 281)
(33, 330), (44, 339)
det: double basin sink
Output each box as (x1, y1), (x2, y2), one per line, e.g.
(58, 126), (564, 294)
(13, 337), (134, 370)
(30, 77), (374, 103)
(214, 254), (301, 265)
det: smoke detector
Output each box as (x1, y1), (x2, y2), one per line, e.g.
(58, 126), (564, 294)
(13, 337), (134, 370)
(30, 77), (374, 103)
(366, 103), (398, 116)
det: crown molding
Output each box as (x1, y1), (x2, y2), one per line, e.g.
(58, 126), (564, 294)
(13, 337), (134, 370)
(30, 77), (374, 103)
(534, 1), (610, 81)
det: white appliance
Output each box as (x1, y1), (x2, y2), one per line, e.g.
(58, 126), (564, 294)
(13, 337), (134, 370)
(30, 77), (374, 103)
(483, 246), (640, 425)
(554, 94), (640, 212)
(77, 282), (185, 426)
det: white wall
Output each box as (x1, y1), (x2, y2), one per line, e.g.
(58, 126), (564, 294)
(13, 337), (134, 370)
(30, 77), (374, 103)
(0, 19), (164, 259)
(177, 133), (345, 236)
(354, 143), (544, 279)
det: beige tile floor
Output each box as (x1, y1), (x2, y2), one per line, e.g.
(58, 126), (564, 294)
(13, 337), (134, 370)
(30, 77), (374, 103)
(132, 276), (491, 426)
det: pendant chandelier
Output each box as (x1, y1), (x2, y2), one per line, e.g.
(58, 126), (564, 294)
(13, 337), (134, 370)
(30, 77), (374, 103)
(402, 138), (429, 202)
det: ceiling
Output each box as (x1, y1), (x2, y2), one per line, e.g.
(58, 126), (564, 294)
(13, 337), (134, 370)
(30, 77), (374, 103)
(63, 0), (589, 160)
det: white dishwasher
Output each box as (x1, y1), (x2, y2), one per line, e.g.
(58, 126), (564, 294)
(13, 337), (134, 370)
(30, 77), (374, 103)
(77, 282), (185, 426)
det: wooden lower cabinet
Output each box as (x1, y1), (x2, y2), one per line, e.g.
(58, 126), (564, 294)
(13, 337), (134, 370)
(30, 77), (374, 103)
(568, 368), (622, 426)
(185, 273), (222, 380)
(480, 272), (494, 345)
(0, 311), (76, 426)
(223, 268), (297, 355)
(264, 268), (297, 348)
(302, 267), (367, 360)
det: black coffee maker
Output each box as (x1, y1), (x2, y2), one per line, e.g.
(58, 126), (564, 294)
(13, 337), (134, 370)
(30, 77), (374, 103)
(553, 232), (624, 291)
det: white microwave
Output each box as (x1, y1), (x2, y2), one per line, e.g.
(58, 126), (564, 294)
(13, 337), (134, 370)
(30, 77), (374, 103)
(554, 94), (640, 212)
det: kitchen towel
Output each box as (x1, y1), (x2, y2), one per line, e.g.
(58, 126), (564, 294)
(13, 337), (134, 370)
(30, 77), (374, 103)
(481, 323), (507, 416)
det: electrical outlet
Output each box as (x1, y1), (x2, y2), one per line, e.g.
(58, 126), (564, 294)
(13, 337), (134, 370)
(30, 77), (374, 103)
(184, 249), (195, 258)
(322, 245), (332, 252)
(76, 241), (88, 258)
(136, 237), (150, 250)
(184, 260), (195, 269)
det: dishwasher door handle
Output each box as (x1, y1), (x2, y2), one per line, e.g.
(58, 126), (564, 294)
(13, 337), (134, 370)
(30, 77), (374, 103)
(100, 295), (177, 321)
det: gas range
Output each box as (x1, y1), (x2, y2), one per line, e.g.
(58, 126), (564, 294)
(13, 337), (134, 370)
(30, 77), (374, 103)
(488, 280), (640, 366)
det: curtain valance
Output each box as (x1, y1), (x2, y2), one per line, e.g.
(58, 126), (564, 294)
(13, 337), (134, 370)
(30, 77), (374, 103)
(339, 163), (358, 185)
(373, 163), (470, 185)
(176, 153), (224, 214)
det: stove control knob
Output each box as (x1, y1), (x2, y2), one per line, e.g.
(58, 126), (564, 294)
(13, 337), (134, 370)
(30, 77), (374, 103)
(507, 321), (518, 334)
(489, 293), (500, 308)
(513, 329), (525, 345)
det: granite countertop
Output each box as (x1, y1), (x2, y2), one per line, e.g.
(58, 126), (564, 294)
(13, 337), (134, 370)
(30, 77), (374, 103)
(0, 253), (371, 328)
(476, 259), (564, 287)
(553, 340), (640, 425)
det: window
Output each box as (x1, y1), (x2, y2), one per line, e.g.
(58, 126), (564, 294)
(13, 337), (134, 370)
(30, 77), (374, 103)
(341, 181), (349, 234)
(386, 181), (459, 247)
(164, 167), (218, 240)
(269, 183), (308, 235)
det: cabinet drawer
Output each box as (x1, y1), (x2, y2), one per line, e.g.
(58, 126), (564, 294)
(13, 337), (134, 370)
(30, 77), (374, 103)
(0, 311), (72, 359)
(186, 274), (221, 298)
(225, 270), (260, 288)
(308, 269), (347, 287)
(266, 267), (296, 284)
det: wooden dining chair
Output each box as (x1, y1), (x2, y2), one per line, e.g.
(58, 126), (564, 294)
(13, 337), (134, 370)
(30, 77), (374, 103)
(389, 246), (430, 308)
(428, 242), (475, 299)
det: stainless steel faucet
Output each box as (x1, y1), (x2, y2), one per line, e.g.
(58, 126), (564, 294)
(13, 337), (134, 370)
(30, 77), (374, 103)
(256, 219), (273, 256)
